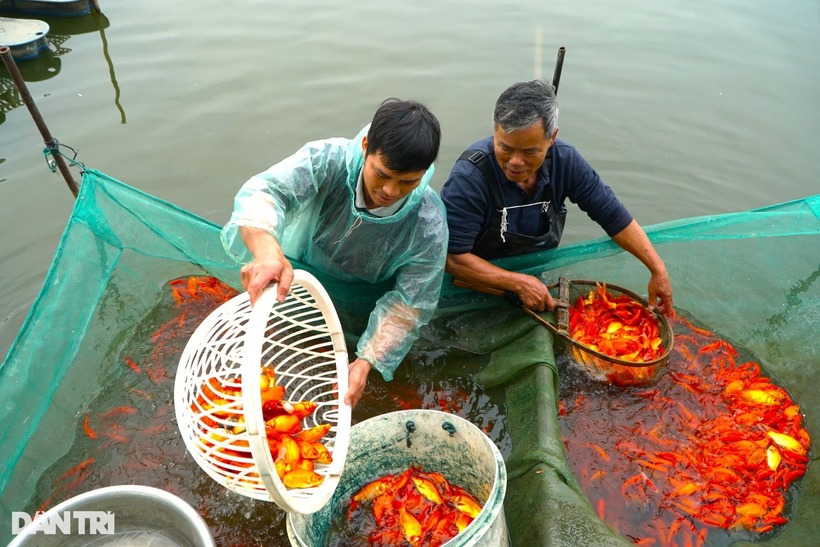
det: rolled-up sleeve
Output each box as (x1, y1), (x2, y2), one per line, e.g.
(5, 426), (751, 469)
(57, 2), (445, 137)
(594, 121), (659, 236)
(558, 143), (633, 237)
(440, 167), (491, 254)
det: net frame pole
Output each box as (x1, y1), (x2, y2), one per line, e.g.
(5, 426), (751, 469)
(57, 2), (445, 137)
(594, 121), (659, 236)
(0, 46), (80, 198)
(552, 46), (566, 95)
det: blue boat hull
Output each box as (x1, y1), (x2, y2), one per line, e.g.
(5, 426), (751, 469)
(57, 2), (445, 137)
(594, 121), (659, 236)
(0, 0), (92, 18)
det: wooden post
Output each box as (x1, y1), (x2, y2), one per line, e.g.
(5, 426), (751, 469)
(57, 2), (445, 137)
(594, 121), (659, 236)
(1, 46), (80, 197)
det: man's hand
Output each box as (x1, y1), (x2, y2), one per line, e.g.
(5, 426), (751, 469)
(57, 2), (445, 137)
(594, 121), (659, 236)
(611, 220), (675, 317)
(344, 358), (372, 408)
(240, 255), (293, 305)
(515, 274), (555, 312)
(446, 252), (554, 312)
(647, 271), (674, 317)
(239, 227), (294, 305)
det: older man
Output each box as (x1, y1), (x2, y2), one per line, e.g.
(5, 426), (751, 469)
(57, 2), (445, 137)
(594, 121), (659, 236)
(441, 80), (673, 314)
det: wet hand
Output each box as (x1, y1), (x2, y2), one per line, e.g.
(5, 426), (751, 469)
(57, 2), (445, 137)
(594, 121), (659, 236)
(240, 254), (294, 305)
(344, 358), (372, 408)
(517, 275), (555, 312)
(647, 273), (674, 317)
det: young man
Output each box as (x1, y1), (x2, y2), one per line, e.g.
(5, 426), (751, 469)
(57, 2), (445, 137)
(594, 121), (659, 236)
(222, 99), (448, 408)
(441, 80), (673, 314)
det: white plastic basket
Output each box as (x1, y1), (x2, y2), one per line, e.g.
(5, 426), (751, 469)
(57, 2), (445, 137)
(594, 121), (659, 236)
(174, 270), (351, 514)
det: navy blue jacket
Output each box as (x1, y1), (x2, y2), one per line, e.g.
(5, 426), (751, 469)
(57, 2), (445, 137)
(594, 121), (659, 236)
(441, 136), (633, 255)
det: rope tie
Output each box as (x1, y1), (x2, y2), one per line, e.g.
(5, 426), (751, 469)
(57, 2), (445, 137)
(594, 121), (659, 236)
(498, 201), (551, 242)
(42, 139), (86, 172)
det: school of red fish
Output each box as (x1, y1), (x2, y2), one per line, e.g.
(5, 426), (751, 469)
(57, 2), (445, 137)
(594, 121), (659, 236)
(38, 276), (239, 512)
(36, 275), (811, 547)
(342, 466), (483, 547)
(559, 315), (811, 546)
(569, 283), (666, 363)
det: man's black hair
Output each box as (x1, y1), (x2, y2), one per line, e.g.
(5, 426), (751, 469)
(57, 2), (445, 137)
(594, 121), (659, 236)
(366, 99), (441, 173)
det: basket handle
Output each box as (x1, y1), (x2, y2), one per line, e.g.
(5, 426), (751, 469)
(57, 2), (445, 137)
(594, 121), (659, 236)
(553, 278), (569, 334)
(451, 278), (571, 336)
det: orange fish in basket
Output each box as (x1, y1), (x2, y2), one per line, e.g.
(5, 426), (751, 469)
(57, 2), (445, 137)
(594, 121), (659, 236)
(295, 459), (315, 472)
(259, 368), (286, 402)
(277, 435), (301, 465)
(297, 439), (321, 460)
(284, 400), (319, 419)
(296, 423), (332, 443)
(267, 413), (302, 435)
(569, 283), (664, 362)
(261, 384), (286, 403)
(193, 371), (333, 490)
(282, 469), (324, 489)
(312, 442), (333, 464)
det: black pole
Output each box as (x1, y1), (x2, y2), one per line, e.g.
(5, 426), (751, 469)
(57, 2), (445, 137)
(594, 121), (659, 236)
(1, 46), (79, 197)
(552, 46), (566, 95)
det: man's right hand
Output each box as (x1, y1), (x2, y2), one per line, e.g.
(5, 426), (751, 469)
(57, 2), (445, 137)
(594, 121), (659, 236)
(446, 252), (555, 312)
(238, 227), (294, 305)
(515, 273), (555, 312)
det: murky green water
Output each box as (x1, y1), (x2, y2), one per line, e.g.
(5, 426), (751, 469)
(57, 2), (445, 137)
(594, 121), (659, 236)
(10, 276), (504, 545)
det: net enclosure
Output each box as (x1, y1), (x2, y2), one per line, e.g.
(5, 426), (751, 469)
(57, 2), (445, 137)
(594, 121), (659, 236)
(0, 168), (817, 546)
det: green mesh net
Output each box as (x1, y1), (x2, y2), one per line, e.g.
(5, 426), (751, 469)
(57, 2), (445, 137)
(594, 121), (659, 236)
(0, 168), (817, 546)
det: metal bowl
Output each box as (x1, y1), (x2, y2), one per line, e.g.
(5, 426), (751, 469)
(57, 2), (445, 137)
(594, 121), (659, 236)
(9, 485), (214, 547)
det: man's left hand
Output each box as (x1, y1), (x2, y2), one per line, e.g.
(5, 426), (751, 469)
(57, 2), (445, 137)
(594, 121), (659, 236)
(647, 272), (674, 316)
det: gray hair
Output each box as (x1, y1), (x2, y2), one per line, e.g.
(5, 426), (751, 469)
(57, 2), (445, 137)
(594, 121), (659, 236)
(493, 80), (559, 138)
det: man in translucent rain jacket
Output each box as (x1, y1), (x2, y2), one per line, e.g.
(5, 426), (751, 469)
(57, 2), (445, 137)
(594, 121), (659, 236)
(222, 99), (448, 408)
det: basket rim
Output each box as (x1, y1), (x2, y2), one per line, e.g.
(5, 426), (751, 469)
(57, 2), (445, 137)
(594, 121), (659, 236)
(174, 269), (351, 514)
(243, 271), (351, 513)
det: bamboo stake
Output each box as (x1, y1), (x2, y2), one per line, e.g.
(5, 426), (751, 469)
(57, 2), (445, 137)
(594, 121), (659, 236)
(1, 46), (79, 197)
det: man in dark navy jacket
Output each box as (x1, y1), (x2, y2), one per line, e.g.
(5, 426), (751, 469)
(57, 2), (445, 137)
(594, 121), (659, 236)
(441, 80), (674, 314)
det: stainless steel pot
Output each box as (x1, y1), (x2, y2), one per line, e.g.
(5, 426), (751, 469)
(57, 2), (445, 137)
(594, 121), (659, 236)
(9, 485), (214, 547)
